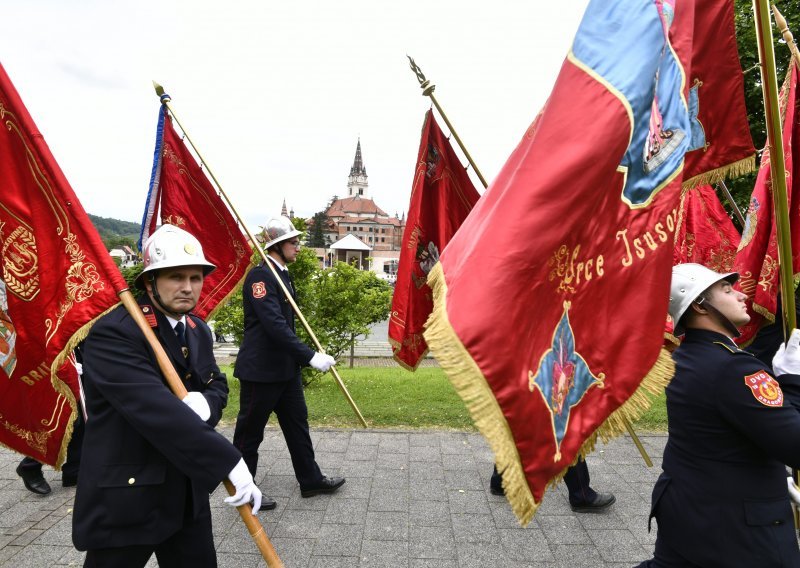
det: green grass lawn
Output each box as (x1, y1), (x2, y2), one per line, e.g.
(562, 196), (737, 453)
(220, 365), (668, 432)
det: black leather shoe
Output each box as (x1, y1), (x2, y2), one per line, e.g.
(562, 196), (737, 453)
(300, 476), (345, 498)
(570, 492), (616, 513)
(490, 485), (505, 496)
(16, 464), (52, 495)
(259, 496), (277, 511)
(62, 475), (78, 488)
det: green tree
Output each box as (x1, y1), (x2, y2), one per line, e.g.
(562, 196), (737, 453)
(291, 217), (307, 233)
(211, 288), (245, 345)
(294, 259), (392, 375)
(121, 264), (144, 298)
(306, 212), (331, 248)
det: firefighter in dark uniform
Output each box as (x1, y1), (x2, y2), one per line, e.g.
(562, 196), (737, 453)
(233, 215), (344, 508)
(636, 263), (800, 568)
(72, 225), (261, 568)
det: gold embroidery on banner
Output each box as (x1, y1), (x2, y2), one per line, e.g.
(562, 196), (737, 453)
(163, 214), (187, 227)
(758, 255), (779, 294)
(1, 224), (40, 300)
(0, 105), (109, 345)
(738, 270), (757, 298)
(0, 412), (49, 454)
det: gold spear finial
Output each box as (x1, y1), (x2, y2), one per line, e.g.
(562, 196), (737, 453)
(405, 55), (487, 187)
(772, 4), (800, 66)
(152, 81), (170, 103)
(407, 56), (436, 97)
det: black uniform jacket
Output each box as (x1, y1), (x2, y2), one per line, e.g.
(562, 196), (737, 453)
(234, 260), (315, 383)
(650, 329), (800, 567)
(72, 298), (241, 551)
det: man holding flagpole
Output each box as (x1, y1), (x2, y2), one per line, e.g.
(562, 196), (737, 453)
(233, 215), (344, 505)
(73, 225), (261, 567)
(637, 263), (800, 567)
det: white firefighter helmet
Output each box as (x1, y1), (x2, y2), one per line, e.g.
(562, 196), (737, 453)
(135, 224), (216, 289)
(669, 263), (738, 336)
(262, 215), (301, 249)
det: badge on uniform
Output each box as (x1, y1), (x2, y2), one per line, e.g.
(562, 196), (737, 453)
(141, 305), (158, 328)
(744, 371), (783, 407)
(252, 281), (267, 299)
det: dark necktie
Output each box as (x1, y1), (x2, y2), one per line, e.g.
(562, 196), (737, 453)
(174, 321), (189, 359)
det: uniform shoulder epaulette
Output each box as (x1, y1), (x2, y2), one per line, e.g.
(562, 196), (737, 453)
(712, 341), (753, 356)
(140, 304), (158, 328)
(186, 314), (199, 329)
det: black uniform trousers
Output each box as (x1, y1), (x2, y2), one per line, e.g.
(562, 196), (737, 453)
(491, 457), (597, 505)
(234, 375), (322, 488)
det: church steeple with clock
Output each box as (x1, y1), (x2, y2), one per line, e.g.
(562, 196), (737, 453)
(347, 139), (369, 198)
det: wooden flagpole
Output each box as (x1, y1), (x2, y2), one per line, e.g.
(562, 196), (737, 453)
(753, 0), (797, 335)
(117, 290), (284, 567)
(768, 1), (800, 530)
(405, 58), (652, 468)
(151, 82), (368, 429)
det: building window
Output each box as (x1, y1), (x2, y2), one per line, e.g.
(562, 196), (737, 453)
(381, 237), (385, 242)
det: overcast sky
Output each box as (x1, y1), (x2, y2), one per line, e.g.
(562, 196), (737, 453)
(1, 1), (590, 234)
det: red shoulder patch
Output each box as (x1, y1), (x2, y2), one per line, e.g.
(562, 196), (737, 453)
(186, 317), (197, 329)
(141, 305), (158, 328)
(252, 281), (267, 299)
(744, 371), (783, 407)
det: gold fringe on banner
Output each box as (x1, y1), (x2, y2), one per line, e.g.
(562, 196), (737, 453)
(424, 262), (674, 525)
(681, 155), (756, 192)
(388, 336), (429, 372)
(49, 301), (121, 469)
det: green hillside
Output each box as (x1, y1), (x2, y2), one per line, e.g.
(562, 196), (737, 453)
(88, 214), (140, 250)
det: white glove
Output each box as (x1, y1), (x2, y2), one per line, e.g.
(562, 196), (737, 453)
(74, 362), (83, 376)
(772, 329), (800, 376)
(182, 392), (211, 421)
(309, 352), (336, 372)
(788, 476), (800, 506)
(224, 458), (262, 514)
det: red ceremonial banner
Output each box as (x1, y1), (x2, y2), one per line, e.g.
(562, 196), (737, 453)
(423, 0), (755, 524)
(680, 0), (755, 188)
(141, 106), (251, 320)
(673, 184), (740, 270)
(389, 110), (481, 370)
(733, 62), (800, 346)
(0, 63), (126, 466)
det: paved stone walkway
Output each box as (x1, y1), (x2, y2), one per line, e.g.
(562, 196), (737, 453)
(0, 427), (665, 567)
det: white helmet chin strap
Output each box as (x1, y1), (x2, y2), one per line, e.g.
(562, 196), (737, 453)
(697, 298), (741, 338)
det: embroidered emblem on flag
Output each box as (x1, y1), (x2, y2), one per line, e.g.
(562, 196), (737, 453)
(528, 302), (605, 460)
(744, 371), (783, 407)
(252, 282), (267, 299)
